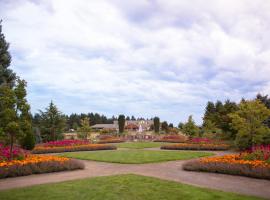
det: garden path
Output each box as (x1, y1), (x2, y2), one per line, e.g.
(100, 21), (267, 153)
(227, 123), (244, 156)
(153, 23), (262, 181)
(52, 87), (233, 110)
(0, 150), (270, 199)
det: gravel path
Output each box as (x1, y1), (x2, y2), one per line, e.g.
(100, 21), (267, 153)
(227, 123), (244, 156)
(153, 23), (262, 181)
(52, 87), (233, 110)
(0, 150), (270, 199)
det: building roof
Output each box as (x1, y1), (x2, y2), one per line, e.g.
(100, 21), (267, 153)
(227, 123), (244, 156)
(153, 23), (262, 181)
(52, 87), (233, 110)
(91, 124), (117, 129)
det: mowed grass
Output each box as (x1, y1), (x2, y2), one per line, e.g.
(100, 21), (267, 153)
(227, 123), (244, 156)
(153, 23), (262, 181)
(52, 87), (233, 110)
(61, 150), (213, 164)
(0, 174), (262, 200)
(116, 142), (168, 149)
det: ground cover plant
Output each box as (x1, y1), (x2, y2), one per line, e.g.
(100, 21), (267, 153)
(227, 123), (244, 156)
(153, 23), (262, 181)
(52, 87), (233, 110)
(183, 145), (270, 179)
(116, 142), (168, 149)
(154, 134), (188, 143)
(61, 150), (213, 164)
(0, 174), (262, 200)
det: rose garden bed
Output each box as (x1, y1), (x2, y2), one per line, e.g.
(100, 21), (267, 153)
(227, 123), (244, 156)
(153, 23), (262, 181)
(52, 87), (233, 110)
(154, 134), (188, 143)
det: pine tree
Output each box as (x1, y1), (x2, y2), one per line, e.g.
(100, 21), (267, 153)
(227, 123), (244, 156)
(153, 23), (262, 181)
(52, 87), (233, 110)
(0, 21), (16, 87)
(182, 115), (199, 136)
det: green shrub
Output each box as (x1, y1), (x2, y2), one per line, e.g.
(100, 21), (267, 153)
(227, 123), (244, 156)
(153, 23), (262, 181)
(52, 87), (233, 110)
(22, 131), (35, 150)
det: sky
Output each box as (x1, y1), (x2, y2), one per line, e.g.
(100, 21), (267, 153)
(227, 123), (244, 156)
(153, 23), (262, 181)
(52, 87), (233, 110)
(1, 0), (270, 125)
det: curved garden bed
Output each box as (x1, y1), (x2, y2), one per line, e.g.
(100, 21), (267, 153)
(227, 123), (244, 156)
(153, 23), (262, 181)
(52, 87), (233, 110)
(161, 143), (230, 151)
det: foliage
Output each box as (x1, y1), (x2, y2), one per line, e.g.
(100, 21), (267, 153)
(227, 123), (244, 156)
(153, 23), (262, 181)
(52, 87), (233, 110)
(32, 143), (116, 154)
(116, 142), (168, 149)
(182, 115), (199, 136)
(77, 117), (91, 139)
(153, 117), (160, 133)
(118, 114), (125, 133)
(21, 131), (35, 150)
(0, 155), (84, 178)
(202, 100), (238, 138)
(37, 101), (66, 141)
(256, 93), (270, 128)
(0, 21), (16, 88)
(229, 100), (270, 150)
(161, 121), (168, 132)
(0, 79), (32, 159)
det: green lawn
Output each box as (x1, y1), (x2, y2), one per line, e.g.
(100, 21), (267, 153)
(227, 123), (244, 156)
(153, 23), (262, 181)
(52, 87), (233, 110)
(116, 142), (168, 149)
(61, 150), (213, 164)
(0, 174), (262, 200)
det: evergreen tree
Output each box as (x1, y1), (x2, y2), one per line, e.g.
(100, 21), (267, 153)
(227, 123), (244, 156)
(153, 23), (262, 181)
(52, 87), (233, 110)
(0, 79), (32, 157)
(182, 115), (199, 136)
(0, 21), (16, 88)
(153, 117), (160, 133)
(118, 115), (125, 134)
(38, 101), (66, 141)
(161, 121), (168, 133)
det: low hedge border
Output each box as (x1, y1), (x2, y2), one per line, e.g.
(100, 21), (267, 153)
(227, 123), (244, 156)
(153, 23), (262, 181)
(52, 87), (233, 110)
(0, 158), (84, 179)
(161, 143), (230, 151)
(183, 159), (270, 180)
(32, 144), (117, 154)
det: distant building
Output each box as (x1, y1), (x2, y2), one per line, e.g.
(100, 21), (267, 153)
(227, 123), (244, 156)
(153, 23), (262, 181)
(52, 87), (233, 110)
(90, 120), (153, 132)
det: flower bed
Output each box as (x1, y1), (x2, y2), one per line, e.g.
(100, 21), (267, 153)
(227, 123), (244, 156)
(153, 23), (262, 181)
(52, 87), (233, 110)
(0, 154), (84, 179)
(97, 135), (125, 144)
(183, 145), (270, 179)
(154, 134), (188, 143)
(32, 144), (116, 154)
(161, 143), (230, 150)
(38, 140), (90, 148)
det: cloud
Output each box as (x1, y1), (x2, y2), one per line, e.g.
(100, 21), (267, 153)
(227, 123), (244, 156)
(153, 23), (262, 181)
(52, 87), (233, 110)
(1, 0), (270, 125)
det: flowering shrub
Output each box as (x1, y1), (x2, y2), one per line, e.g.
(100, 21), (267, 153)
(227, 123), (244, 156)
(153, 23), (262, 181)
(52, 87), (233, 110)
(0, 144), (28, 162)
(183, 152), (270, 179)
(33, 144), (116, 154)
(242, 145), (270, 163)
(154, 134), (188, 143)
(161, 143), (230, 151)
(0, 154), (84, 178)
(37, 140), (90, 148)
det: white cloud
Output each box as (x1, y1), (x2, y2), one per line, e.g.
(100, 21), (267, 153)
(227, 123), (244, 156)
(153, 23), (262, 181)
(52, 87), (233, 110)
(1, 0), (270, 124)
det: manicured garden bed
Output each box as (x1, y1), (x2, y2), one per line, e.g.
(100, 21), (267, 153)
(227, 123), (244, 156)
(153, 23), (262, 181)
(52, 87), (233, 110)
(32, 140), (116, 154)
(154, 134), (188, 143)
(116, 142), (168, 149)
(161, 143), (230, 151)
(61, 150), (213, 164)
(183, 145), (270, 180)
(97, 135), (125, 144)
(0, 174), (262, 200)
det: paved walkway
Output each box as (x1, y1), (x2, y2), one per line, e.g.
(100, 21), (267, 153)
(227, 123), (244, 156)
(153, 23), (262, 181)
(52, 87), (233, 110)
(0, 150), (270, 199)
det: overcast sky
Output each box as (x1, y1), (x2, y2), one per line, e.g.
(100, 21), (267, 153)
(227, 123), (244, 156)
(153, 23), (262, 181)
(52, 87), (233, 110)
(1, 0), (270, 125)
